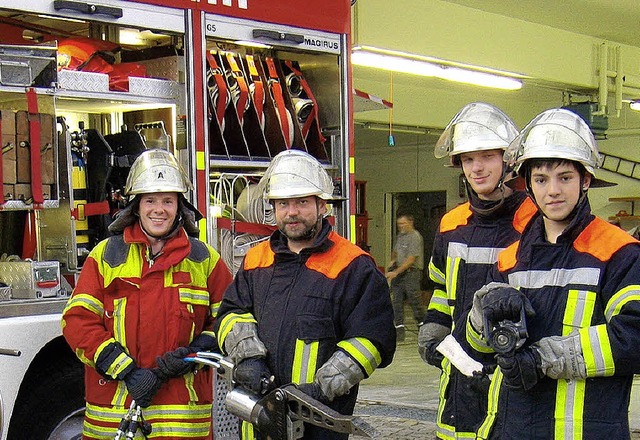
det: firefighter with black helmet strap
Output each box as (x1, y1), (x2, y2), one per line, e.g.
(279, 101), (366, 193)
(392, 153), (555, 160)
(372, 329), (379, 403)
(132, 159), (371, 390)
(62, 149), (232, 439)
(214, 150), (396, 440)
(467, 108), (640, 439)
(420, 102), (537, 439)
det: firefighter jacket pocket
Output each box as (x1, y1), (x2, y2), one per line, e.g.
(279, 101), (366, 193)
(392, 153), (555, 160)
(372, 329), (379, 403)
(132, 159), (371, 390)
(292, 315), (336, 384)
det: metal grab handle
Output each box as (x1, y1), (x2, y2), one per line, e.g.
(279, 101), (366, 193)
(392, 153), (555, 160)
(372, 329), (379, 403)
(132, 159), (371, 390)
(252, 29), (304, 45)
(53, 0), (123, 18)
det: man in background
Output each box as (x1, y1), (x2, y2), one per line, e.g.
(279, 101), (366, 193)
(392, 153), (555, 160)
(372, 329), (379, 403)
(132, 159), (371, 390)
(386, 213), (425, 342)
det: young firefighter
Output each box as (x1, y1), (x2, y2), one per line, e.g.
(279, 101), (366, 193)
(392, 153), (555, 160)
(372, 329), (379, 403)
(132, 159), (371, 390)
(62, 150), (232, 439)
(214, 150), (396, 439)
(468, 108), (640, 439)
(418, 102), (537, 439)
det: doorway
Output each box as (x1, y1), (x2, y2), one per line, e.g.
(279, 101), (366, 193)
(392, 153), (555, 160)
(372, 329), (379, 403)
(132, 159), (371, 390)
(386, 191), (447, 290)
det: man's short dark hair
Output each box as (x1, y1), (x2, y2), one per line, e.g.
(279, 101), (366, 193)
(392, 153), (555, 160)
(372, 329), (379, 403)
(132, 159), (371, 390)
(522, 158), (587, 181)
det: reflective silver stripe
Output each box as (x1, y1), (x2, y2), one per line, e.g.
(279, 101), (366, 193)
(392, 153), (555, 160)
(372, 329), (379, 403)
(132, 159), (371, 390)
(448, 242), (505, 264)
(583, 326), (613, 376)
(508, 267), (600, 289)
(605, 285), (640, 322)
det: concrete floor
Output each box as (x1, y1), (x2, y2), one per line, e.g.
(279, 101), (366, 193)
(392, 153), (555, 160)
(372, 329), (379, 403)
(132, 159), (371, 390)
(354, 311), (640, 439)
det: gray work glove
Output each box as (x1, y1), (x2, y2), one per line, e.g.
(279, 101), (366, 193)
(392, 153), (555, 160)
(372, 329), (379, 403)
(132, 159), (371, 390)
(314, 350), (365, 402)
(417, 322), (449, 368)
(124, 368), (163, 408)
(234, 357), (275, 396)
(533, 333), (586, 380)
(224, 322), (268, 365)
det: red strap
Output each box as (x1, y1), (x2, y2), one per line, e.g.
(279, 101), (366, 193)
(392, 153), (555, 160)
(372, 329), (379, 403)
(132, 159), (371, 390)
(285, 61), (326, 143)
(265, 57), (291, 147)
(225, 53), (249, 124)
(206, 53), (228, 127)
(0, 116), (3, 205)
(216, 217), (276, 236)
(26, 88), (44, 205)
(71, 200), (111, 220)
(246, 55), (265, 126)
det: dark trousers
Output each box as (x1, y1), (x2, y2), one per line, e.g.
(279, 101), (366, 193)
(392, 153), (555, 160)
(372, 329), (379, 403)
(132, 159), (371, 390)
(390, 269), (425, 326)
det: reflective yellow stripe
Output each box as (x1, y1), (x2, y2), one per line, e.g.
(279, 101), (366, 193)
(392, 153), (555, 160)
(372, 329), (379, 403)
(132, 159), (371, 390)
(111, 380), (127, 407)
(85, 402), (212, 438)
(579, 324), (615, 377)
(291, 339), (319, 384)
(476, 368), (503, 439)
(466, 318), (492, 354)
(242, 421), (255, 439)
(428, 288), (450, 315)
(337, 337), (381, 376)
(445, 256), (461, 306)
(605, 285), (640, 321)
(63, 293), (104, 317)
(554, 376), (585, 440)
(554, 289), (595, 440)
(429, 259), (445, 285)
(217, 313), (257, 348)
(178, 287), (210, 306)
(211, 300), (221, 318)
(113, 298), (127, 348)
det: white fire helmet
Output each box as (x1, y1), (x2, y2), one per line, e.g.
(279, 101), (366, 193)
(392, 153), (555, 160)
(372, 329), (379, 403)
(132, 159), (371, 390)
(125, 149), (192, 196)
(504, 108), (610, 186)
(435, 102), (519, 167)
(262, 149), (335, 200)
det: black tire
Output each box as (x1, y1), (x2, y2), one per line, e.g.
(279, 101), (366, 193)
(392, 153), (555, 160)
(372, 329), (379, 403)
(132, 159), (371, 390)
(7, 349), (85, 440)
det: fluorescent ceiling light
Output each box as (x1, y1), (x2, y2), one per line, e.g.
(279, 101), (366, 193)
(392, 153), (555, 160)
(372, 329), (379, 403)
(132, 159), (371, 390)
(352, 48), (523, 91)
(630, 101), (640, 111)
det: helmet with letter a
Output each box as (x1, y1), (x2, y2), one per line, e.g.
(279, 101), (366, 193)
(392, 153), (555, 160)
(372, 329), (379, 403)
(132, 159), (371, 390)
(124, 148), (192, 196)
(435, 102), (519, 167)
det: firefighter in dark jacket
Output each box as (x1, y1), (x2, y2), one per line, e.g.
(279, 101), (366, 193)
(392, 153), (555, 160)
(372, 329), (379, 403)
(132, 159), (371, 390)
(214, 150), (396, 439)
(467, 108), (640, 440)
(419, 102), (536, 439)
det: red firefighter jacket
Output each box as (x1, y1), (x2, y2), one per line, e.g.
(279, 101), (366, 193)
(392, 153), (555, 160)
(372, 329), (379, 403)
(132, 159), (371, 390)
(62, 222), (232, 439)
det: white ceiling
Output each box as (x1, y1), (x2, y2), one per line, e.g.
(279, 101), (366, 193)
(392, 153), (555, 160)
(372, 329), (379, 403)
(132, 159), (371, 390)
(441, 0), (640, 48)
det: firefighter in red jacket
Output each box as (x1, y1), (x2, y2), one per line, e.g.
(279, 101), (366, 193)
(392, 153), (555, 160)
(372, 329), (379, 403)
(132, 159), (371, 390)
(467, 108), (640, 439)
(62, 149), (232, 439)
(214, 150), (396, 439)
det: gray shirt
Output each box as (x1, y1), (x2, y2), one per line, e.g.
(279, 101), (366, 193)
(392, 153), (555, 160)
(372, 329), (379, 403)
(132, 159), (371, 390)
(394, 229), (424, 271)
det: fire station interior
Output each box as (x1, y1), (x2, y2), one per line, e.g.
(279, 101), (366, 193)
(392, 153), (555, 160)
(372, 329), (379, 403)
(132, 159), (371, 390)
(351, 0), (640, 284)
(0, 5), (345, 278)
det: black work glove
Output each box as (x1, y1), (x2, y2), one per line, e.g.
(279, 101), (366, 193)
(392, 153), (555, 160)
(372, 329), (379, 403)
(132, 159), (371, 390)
(297, 382), (330, 404)
(496, 348), (542, 391)
(156, 346), (195, 381)
(123, 368), (163, 408)
(481, 286), (535, 324)
(418, 340), (445, 368)
(234, 357), (275, 396)
(189, 332), (220, 353)
(469, 371), (492, 395)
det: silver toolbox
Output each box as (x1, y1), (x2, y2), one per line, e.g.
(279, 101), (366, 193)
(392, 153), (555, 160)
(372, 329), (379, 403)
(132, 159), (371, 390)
(0, 261), (61, 299)
(58, 69), (110, 93)
(0, 43), (57, 88)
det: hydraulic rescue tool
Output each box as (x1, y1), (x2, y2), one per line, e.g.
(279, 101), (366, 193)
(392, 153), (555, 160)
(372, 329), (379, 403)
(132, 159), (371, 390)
(188, 352), (379, 440)
(113, 400), (152, 440)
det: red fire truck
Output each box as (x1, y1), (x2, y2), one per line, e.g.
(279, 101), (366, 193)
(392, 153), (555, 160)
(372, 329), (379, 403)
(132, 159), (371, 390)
(0, 0), (354, 438)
